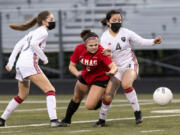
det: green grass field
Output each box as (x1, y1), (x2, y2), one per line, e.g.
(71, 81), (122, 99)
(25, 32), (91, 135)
(0, 94), (180, 135)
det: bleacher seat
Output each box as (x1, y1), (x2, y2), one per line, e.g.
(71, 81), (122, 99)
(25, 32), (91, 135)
(1, 0), (180, 52)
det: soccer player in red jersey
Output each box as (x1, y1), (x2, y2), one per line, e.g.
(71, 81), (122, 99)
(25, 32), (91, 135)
(61, 29), (117, 125)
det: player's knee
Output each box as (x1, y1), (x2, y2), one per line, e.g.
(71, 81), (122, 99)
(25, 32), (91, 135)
(121, 81), (131, 90)
(85, 102), (95, 110)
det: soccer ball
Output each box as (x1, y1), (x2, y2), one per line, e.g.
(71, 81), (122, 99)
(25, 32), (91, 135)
(153, 87), (173, 106)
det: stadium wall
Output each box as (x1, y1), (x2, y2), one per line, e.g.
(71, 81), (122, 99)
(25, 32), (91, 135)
(0, 77), (179, 95)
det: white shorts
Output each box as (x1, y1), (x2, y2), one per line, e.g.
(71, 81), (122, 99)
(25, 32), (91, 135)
(15, 66), (42, 82)
(114, 62), (139, 81)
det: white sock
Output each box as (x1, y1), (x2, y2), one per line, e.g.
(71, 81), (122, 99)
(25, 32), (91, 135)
(46, 95), (57, 120)
(125, 90), (140, 111)
(1, 98), (20, 120)
(99, 102), (111, 120)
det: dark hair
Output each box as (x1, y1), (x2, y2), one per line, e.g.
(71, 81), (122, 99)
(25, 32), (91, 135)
(80, 29), (99, 42)
(9, 10), (51, 31)
(101, 10), (121, 26)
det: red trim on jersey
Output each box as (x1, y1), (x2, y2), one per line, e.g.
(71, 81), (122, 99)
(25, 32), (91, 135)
(131, 52), (138, 73)
(123, 86), (134, 93)
(14, 96), (24, 104)
(46, 90), (55, 96)
(129, 42), (138, 74)
(33, 54), (41, 74)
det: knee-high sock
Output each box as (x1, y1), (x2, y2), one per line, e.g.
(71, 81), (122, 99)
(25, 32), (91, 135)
(63, 99), (80, 123)
(1, 96), (23, 120)
(124, 87), (140, 111)
(46, 91), (57, 120)
(99, 100), (111, 120)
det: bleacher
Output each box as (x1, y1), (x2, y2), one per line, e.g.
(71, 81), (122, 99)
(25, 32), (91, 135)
(1, 0), (180, 53)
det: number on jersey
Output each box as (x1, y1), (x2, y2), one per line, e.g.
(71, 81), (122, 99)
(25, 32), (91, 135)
(116, 43), (121, 50)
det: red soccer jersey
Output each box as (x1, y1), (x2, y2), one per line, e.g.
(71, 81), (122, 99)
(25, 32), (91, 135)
(70, 44), (112, 84)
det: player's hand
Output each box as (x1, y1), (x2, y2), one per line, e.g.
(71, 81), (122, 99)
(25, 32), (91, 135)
(43, 60), (48, 65)
(102, 49), (111, 56)
(76, 71), (82, 78)
(154, 36), (162, 44)
(105, 71), (115, 76)
(5, 65), (11, 72)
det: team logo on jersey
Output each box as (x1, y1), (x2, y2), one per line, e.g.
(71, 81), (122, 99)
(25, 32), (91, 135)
(80, 58), (98, 66)
(121, 37), (126, 42)
(108, 42), (111, 46)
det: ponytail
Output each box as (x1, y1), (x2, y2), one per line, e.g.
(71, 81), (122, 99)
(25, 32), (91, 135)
(80, 29), (98, 42)
(101, 18), (107, 26)
(9, 17), (37, 31)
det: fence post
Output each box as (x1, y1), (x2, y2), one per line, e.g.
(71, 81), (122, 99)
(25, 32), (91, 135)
(0, 12), (3, 79)
(58, 10), (64, 78)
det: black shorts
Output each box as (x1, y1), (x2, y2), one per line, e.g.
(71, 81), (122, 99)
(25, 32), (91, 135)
(78, 76), (109, 88)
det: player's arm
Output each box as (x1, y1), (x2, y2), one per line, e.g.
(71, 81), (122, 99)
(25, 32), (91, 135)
(30, 32), (48, 65)
(6, 36), (26, 72)
(69, 61), (81, 78)
(106, 62), (118, 76)
(100, 35), (112, 56)
(129, 29), (162, 46)
(69, 45), (82, 78)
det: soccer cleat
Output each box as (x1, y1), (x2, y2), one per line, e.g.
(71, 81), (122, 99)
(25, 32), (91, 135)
(50, 119), (68, 127)
(93, 119), (106, 127)
(61, 118), (71, 124)
(134, 111), (143, 124)
(0, 118), (5, 127)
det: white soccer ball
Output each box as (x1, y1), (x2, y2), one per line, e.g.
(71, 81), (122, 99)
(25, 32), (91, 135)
(153, 87), (173, 106)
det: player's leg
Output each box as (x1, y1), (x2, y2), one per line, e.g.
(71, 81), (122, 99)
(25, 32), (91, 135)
(28, 73), (66, 127)
(62, 79), (89, 125)
(121, 69), (142, 124)
(0, 81), (30, 126)
(94, 77), (120, 127)
(85, 85), (105, 110)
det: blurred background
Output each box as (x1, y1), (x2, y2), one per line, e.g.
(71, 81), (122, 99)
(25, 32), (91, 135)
(0, 0), (179, 94)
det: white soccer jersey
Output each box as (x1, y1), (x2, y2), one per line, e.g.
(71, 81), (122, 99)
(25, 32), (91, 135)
(7, 26), (48, 81)
(101, 27), (154, 80)
(101, 27), (154, 68)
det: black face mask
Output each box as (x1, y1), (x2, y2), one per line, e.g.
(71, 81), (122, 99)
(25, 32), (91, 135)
(48, 21), (56, 30)
(111, 23), (121, 33)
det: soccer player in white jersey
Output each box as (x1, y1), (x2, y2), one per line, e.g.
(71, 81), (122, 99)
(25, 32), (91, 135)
(0, 11), (66, 127)
(94, 10), (162, 127)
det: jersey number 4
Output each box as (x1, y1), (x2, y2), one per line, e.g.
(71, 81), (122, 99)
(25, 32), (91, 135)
(116, 43), (121, 50)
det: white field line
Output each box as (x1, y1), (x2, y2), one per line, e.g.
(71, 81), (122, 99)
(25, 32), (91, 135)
(0, 131), (23, 134)
(0, 99), (180, 104)
(0, 102), (154, 113)
(69, 130), (91, 133)
(1, 99), (180, 113)
(0, 99), (134, 104)
(0, 114), (180, 129)
(140, 130), (163, 133)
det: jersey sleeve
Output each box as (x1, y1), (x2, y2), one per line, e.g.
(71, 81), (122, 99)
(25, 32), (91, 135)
(6, 36), (26, 70)
(70, 45), (81, 64)
(128, 29), (154, 46)
(100, 34), (109, 49)
(30, 30), (48, 63)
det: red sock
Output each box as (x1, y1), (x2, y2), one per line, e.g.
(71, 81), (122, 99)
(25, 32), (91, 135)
(123, 86), (134, 93)
(14, 96), (24, 104)
(46, 90), (55, 96)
